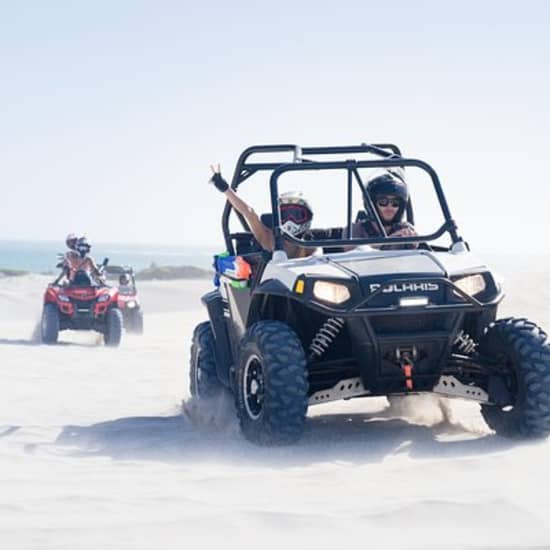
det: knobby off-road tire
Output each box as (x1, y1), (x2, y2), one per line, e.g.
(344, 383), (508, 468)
(126, 309), (144, 334)
(189, 321), (223, 398)
(133, 310), (144, 334)
(236, 321), (309, 446)
(41, 303), (59, 344)
(104, 308), (123, 347)
(479, 317), (550, 438)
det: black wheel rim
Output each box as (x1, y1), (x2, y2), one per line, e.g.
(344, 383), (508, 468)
(243, 355), (264, 420)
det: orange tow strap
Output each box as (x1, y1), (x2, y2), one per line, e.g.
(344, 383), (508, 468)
(401, 361), (414, 391)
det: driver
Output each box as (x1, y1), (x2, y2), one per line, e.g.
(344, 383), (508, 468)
(61, 236), (105, 284)
(209, 164), (316, 259)
(118, 272), (133, 292)
(352, 170), (418, 249)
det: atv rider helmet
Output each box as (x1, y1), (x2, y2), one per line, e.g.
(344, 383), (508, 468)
(365, 169), (409, 224)
(65, 233), (78, 250)
(278, 191), (313, 237)
(75, 236), (92, 258)
(119, 273), (131, 286)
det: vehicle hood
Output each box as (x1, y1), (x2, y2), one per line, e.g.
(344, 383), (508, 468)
(328, 252), (445, 278)
(261, 248), (490, 291)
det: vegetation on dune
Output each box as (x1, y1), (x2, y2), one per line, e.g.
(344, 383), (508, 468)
(0, 268), (29, 277)
(0, 263), (212, 281)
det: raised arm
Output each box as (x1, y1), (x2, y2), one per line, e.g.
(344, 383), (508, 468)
(209, 164), (274, 251)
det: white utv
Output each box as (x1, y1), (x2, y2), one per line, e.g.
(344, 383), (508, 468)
(190, 143), (550, 445)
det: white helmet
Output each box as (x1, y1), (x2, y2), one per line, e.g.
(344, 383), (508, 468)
(278, 191), (313, 237)
(66, 233), (77, 250)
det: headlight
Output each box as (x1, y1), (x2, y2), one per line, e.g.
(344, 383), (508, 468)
(313, 281), (351, 304)
(58, 294), (70, 302)
(453, 274), (486, 297)
(97, 293), (111, 303)
(126, 300), (136, 309)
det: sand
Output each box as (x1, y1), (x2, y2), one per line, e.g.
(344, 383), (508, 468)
(1, 259), (549, 549)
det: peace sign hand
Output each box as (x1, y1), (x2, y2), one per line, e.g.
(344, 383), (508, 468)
(209, 163), (229, 192)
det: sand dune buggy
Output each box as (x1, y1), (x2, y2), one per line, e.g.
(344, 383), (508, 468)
(41, 262), (123, 347)
(104, 265), (144, 333)
(190, 143), (550, 445)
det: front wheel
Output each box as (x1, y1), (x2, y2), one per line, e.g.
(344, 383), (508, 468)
(41, 303), (59, 344)
(236, 321), (309, 445)
(479, 318), (550, 438)
(126, 309), (144, 334)
(104, 308), (123, 347)
(189, 322), (223, 398)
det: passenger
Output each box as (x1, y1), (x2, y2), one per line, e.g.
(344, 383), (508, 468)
(209, 164), (316, 259)
(65, 233), (78, 253)
(55, 233), (79, 273)
(353, 170), (418, 249)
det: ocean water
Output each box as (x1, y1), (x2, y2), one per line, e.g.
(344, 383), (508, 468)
(0, 240), (219, 273)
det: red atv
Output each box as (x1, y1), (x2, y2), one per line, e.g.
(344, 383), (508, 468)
(104, 265), (144, 334)
(41, 268), (123, 347)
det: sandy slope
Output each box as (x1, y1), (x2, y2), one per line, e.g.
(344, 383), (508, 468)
(1, 264), (550, 549)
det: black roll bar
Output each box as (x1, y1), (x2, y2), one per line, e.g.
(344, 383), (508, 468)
(269, 158), (462, 250)
(221, 143), (460, 254)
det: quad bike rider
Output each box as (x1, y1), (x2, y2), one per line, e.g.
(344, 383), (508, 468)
(58, 236), (105, 286)
(41, 236), (123, 346)
(103, 265), (144, 333)
(190, 143), (550, 446)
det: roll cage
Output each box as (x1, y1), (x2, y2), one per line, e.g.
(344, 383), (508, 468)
(222, 143), (464, 255)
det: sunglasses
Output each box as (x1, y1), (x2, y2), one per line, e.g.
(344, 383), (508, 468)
(280, 203), (311, 223)
(376, 197), (402, 208)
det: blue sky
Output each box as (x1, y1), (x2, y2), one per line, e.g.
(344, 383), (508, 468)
(1, 0), (549, 252)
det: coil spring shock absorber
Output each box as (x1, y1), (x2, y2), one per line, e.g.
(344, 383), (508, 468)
(453, 330), (477, 354)
(309, 317), (345, 359)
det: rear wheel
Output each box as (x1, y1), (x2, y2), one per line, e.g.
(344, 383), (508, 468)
(133, 310), (144, 333)
(236, 321), (309, 445)
(126, 309), (144, 333)
(479, 318), (550, 438)
(41, 303), (59, 344)
(104, 308), (123, 347)
(189, 321), (223, 398)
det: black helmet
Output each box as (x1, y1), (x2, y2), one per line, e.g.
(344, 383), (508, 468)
(75, 236), (92, 258)
(365, 170), (409, 223)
